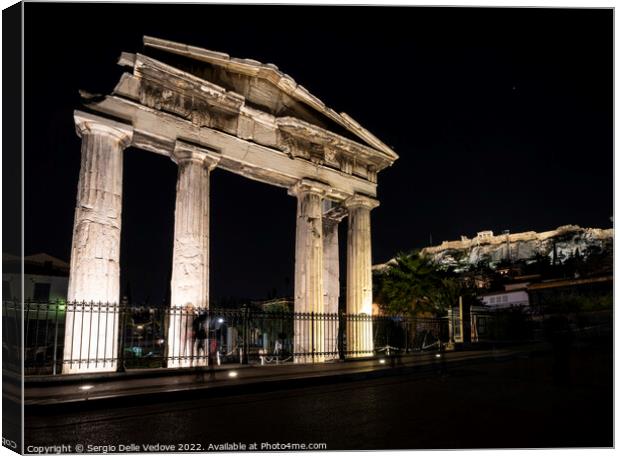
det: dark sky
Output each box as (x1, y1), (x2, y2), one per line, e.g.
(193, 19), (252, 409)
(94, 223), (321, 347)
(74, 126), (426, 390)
(23, 4), (613, 305)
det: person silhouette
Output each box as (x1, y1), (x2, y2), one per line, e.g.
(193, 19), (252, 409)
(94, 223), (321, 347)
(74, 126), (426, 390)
(193, 310), (208, 366)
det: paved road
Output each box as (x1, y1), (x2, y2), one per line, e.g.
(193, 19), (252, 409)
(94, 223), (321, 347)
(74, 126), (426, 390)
(24, 345), (612, 450)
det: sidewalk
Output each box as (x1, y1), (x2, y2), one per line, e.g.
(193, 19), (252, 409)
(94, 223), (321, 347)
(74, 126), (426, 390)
(15, 342), (548, 408)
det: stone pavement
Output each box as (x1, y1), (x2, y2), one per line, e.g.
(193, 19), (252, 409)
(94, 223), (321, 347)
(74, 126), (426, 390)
(13, 343), (546, 408)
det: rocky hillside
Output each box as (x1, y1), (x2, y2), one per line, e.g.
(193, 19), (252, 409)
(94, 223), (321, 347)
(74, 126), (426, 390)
(418, 225), (613, 272)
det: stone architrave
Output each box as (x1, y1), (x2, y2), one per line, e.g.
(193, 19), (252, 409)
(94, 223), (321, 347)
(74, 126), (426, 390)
(167, 142), (219, 369)
(345, 194), (379, 357)
(290, 179), (330, 363)
(63, 111), (133, 374)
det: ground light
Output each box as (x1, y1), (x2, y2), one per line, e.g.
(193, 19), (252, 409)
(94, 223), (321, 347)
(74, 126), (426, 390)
(379, 359), (386, 364)
(78, 385), (94, 391)
(228, 371), (238, 378)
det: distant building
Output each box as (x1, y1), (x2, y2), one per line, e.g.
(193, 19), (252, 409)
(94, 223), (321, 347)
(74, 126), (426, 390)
(480, 289), (530, 309)
(3, 253), (69, 301)
(478, 275), (612, 311)
(527, 275), (613, 314)
(253, 297), (293, 312)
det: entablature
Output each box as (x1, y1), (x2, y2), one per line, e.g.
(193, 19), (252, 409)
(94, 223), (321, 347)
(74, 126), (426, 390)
(77, 98), (377, 200)
(113, 50), (395, 183)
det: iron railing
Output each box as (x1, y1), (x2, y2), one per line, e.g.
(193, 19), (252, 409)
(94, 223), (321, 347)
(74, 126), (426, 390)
(7, 300), (451, 375)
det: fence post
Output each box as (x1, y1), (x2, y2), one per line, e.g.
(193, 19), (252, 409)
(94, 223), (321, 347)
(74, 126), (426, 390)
(241, 305), (249, 365)
(117, 300), (127, 373)
(52, 301), (61, 375)
(338, 311), (346, 360)
(311, 311), (315, 362)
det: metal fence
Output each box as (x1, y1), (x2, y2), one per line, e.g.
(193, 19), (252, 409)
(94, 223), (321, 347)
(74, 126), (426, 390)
(6, 300), (450, 375)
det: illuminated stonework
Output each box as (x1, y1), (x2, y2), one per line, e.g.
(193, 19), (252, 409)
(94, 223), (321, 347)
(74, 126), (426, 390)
(345, 195), (380, 357)
(167, 142), (219, 368)
(290, 180), (329, 363)
(65, 36), (397, 373)
(322, 202), (346, 357)
(63, 113), (132, 374)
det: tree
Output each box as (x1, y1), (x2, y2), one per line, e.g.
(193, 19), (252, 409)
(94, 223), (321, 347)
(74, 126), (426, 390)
(432, 277), (463, 315)
(374, 251), (450, 316)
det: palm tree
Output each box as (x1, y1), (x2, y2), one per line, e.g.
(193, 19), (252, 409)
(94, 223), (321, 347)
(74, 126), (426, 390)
(374, 251), (448, 316)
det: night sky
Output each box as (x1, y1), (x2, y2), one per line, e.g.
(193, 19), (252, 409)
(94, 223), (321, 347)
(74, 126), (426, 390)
(23, 4), (613, 305)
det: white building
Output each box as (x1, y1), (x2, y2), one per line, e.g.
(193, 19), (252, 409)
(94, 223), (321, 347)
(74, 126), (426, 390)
(3, 253), (69, 302)
(479, 286), (529, 309)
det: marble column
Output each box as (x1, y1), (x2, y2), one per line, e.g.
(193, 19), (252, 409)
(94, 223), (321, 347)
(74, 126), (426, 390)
(289, 179), (329, 363)
(345, 194), (379, 358)
(322, 203), (344, 358)
(63, 111), (133, 374)
(167, 142), (219, 368)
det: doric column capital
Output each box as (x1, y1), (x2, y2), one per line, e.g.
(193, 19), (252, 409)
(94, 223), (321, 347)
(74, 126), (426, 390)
(74, 110), (133, 148)
(171, 140), (220, 170)
(344, 194), (380, 211)
(288, 178), (331, 198)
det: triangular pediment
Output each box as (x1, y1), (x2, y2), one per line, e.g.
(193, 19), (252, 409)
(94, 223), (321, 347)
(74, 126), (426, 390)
(142, 36), (397, 161)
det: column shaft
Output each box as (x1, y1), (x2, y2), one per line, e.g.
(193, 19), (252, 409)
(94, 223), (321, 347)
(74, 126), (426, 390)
(323, 217), (340, 357)
(168, 143), (218, 368)
(291, 180), (328, 363)
(323, 218), (340, 314)
(346, 195), (379, 357)
(63, 112), (132, 374)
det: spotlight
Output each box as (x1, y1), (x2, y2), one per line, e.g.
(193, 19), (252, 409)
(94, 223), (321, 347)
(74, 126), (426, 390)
(435, 353), (442, 358)
(228, 371), (238, 378)
(379, 359), (386, 364)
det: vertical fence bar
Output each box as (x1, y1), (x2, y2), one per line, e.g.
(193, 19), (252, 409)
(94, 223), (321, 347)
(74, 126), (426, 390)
(242, 305), (249, 365)
(183, 306), (187, 366)
(42, 302), (51, 369)
(94, 302), (102, 369)
(24, 299), (31, 369)
(33, 302), (41, 368)
(52, 302), (60, 375)
(86, 302), (93, 368)
(103, 302), (110, 370)
(117, 303), (126, 372)
(14, 299), (21, 366)
(16, 299), (22, 366)
(168, 306), (175, 367)
(311, 312), (315, 361)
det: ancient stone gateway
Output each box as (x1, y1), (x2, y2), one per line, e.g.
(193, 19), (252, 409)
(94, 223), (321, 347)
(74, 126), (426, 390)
(63, 36), (398, 373)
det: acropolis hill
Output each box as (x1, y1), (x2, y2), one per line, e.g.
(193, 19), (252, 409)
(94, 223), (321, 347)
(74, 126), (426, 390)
(418, 225), (613, 271)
